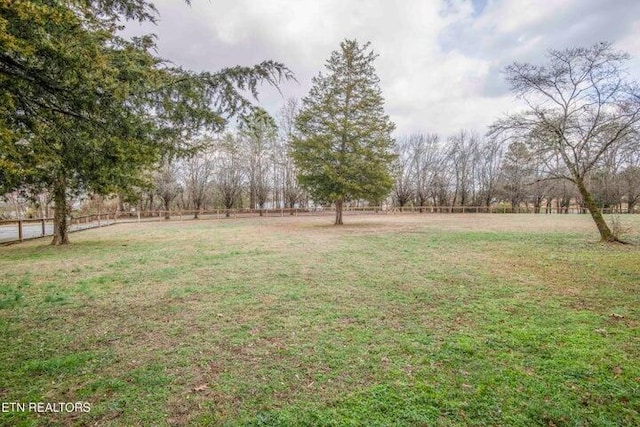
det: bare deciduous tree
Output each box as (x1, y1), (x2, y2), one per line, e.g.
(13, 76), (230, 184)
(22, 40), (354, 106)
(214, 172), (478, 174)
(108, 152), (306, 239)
(475, 137), (504, 208)
(392, 137), (415, 209)
(406, 133), (441, 211)
(620, 147), (640, 212)
(492, 42), (640, 242)
(590, 145), (624, 211)
(241, 111), (276, 214)
(217, 133), (245, 217)
(501, 141), (532, 211)
(277, 99), (305, 211)
(182, 142), (216, 218)
(448, 130), (479, 207)
(154, 160), (182, 220)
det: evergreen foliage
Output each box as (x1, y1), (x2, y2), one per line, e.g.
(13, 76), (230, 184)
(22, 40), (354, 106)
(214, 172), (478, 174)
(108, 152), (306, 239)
(0, 0), (292, 244)
(292, 39), (395, 225)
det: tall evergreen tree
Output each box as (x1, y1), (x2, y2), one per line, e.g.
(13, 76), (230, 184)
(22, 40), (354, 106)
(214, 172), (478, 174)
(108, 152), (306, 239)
(0, 1), (292, 244)
(292, 39), (395, 225)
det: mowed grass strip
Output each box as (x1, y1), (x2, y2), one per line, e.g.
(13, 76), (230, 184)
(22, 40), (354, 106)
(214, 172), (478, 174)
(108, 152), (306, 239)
(0, 214), (638, 426)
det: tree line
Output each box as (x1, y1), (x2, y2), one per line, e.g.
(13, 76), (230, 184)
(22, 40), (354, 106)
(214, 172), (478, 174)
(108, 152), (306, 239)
(106, 121), (639, 217)
(4, 103), (638, 221)
(390, 130), (640, 213)
(142, 103), (306, 218)
(1, 1), (639, 244)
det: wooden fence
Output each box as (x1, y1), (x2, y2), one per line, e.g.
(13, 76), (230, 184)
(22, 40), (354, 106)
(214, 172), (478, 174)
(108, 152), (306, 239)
(0, 213), (116, 244)
(115, 205), (632, 219)
(1, 206), (637, 245)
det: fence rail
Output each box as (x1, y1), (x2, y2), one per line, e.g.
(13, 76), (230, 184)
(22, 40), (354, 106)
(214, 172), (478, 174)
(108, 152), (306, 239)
(1, 206), (637, 245)
(0, 213), (116, 244)
(113, 205), (639, 221)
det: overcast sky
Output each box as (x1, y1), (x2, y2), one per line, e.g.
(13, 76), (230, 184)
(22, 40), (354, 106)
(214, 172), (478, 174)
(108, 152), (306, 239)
(127, 0), (640, 137)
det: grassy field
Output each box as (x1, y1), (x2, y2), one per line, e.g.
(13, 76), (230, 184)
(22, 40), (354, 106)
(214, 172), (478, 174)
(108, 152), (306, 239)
(0, 214), (639, 426)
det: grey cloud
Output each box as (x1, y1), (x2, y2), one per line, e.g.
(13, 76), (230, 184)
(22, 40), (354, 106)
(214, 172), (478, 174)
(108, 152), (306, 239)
(121, 0), (640, 136)
(482, 65), (510, 97)
(439, 0), (640, 97)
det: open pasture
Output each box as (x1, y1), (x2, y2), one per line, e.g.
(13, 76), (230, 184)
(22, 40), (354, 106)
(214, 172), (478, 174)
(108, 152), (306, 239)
(0, 214), (639, 426)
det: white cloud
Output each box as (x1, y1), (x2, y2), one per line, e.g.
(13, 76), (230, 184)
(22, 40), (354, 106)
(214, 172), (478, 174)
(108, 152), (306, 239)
(126, 0), (640, 138)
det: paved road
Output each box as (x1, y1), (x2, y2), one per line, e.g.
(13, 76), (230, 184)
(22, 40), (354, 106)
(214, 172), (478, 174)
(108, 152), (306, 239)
(0, 220), (115, 244)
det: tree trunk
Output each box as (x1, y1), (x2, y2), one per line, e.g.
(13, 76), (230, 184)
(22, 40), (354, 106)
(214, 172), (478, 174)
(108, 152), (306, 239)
(335, 198), (344, 225)
(51, 178), (69, 245)
(249, 182), (256, 211)
(164, 199), (171, 220)
(575, 178), (619, 242)
(451, 189), (458, 210)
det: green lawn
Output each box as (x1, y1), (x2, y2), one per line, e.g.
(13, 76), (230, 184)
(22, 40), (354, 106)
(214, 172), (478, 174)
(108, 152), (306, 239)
(0, 214), (639, 426)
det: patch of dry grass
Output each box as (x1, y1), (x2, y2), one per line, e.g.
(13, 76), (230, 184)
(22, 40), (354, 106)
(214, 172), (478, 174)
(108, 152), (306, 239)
(1, 214), (639, 426)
